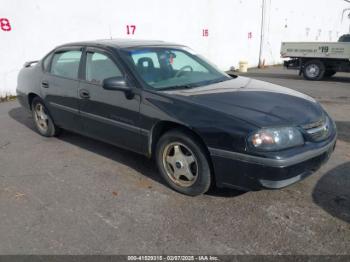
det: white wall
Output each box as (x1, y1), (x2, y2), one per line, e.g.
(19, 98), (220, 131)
(263, 0), (350, 65)
(0, 0), (349, 96)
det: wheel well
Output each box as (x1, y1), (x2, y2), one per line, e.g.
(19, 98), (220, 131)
(149, 121), (215, 182)
(28, 93), (39, 110)
(302, 58), (338, 71)
(303, 59), (324, 66)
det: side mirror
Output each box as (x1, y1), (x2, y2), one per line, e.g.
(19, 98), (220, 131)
(102, 76), (131, 92)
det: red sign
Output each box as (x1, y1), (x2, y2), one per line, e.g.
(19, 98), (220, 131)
(126, 25), (136, 35)
(0, 18), (11, 31)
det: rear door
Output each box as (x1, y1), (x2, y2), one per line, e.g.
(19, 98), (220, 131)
(78, 47), (143, 153)
(42, 47), (83, 131)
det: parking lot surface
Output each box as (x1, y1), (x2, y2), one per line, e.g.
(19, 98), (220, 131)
(0, 67), (349, 254)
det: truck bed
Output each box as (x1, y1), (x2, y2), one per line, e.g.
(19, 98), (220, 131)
(281, 42), (350, 60)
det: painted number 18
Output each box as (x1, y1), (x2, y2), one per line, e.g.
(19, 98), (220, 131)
(0, 18), (11, 31)
(202, 29), (209, 37)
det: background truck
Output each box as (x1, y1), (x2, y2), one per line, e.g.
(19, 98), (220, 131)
(281, 34), (350, 80)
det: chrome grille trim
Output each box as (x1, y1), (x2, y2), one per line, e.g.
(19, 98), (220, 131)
(301, 118), (325, 130)
(302, 117), (331, 142)
(306, 123), (327, 135)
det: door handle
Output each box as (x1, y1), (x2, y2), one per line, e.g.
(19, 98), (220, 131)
(41, 81), (49, 88)
(79, 89), (90, 99)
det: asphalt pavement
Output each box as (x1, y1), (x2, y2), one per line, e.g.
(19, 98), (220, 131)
(0, 66), (349, 254)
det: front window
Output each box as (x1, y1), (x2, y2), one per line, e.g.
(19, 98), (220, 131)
(85, 52), (122, 84)
(120, 47), (230, 90)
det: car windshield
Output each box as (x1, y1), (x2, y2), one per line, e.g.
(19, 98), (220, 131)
(120, 47), (231, 90)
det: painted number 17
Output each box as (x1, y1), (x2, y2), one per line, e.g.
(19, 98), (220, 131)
(126, 25), (136, 35)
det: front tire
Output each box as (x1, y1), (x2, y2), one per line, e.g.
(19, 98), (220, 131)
(31, 97), (60, 137)
(302, 60), (325, 80)
(156, 130), (212, 196)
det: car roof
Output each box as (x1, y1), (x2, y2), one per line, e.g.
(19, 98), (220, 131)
(338, 34), (350, 42)
(58, 39), (186, 49)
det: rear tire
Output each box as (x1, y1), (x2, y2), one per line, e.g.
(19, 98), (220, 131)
(31, 97), (60, 137)
(155, 129), (211, 196)
(302, 60), (325, 80)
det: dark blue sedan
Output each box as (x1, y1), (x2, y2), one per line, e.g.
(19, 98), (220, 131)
(16, 39), (337, 195)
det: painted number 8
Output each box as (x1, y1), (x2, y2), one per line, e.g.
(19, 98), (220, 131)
(0, 18), (11, 31)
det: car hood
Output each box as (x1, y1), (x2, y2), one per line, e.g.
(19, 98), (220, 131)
(162, 76), (324, 127)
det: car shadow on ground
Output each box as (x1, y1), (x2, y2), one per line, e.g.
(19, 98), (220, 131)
(335, 121), (350, 143)
(312, 162), (350, 224)
(8, 106), (245, 198)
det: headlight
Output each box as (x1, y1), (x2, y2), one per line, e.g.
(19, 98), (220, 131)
(248, 127), (304, 151)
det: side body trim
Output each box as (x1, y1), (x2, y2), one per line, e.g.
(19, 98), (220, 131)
(49, 102), (79, 114)
(49, 102), (149, 135)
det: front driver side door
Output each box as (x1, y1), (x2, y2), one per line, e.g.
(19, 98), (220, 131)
(78, 47), (144, 153)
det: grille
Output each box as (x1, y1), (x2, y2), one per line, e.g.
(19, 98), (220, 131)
(302, 117), (331, 142)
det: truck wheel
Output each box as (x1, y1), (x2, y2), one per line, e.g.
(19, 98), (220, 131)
(324, 70), (336, 78)
(302, 60), (325, 80)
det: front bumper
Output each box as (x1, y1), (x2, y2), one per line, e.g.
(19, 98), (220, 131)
(209, 134), (337, 191)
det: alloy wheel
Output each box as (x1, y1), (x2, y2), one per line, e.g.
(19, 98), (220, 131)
(162, 142), (198, 187)
(34, 103), (49, 133)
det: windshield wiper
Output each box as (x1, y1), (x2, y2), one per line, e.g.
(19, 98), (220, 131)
(157, 77), (229, 91)
(158, 84), (196, 91)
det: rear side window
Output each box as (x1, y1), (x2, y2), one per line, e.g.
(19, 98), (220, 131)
(85, 52), (122, 84)
(50, 50), (82, 79)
